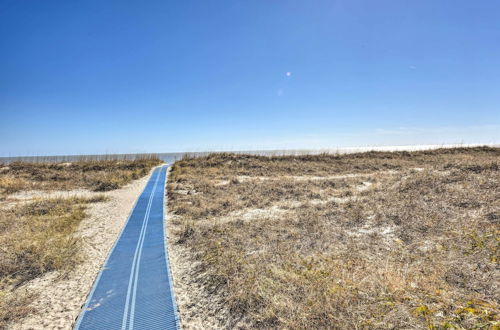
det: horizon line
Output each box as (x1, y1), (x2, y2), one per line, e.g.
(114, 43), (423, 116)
(1, 142), (499, 160)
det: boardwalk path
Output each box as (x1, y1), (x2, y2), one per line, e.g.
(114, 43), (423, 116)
(75, 166), (180, 329)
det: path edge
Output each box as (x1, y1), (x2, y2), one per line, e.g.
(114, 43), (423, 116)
(163, 164), (182, 329)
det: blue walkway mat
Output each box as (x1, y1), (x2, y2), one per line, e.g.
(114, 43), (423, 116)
(75, 166), (180, 330)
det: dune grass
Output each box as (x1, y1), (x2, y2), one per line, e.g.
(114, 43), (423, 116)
(0, 155), (161, 198)
(0, 195), (108, 327)
(168, 147), (499, 329)
(0, 196), (108, 286)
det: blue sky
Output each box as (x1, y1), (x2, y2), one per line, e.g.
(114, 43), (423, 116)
(1, 0), (499, 156)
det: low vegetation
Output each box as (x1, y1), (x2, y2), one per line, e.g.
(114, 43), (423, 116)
(0, 156), (161, 328)
(168, 147), (499, 329)
(0, 155), (161, 198)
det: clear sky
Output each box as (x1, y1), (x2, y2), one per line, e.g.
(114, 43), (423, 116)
(1, 0), (499, 156)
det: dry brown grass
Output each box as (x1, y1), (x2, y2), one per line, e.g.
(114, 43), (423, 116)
(0, 195), (108, 328)
(0, 291), (36, 329)
(0, 156), (161, 328)
(0, 156), (161, 198)
(0, 196), (108, 286)
(168, 147), (500, 329)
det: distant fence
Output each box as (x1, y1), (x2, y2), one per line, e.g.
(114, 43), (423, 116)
(0, 153), (182, 164)
(1, 144), (497, 164)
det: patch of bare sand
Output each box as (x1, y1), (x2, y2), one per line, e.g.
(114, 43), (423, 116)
(233, 172), (395, 183)
(9, 189), (95, 201)
(8, 170), (153, 330)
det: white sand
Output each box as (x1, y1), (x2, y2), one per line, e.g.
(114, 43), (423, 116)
(8, 170), (154, 330)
